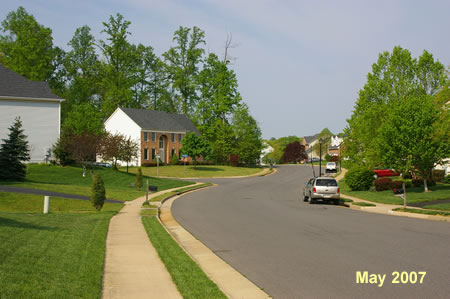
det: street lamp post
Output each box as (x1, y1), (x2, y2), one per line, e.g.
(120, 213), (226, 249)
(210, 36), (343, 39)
(319, 138), (323, 176)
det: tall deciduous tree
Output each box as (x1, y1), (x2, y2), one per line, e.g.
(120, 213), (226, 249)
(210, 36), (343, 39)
(0, 117), (30, 181)
(0, 7), (56, 81)
(196, 53), (242, 163)
(343, 46), (446, 167)
(312, 128), (333, 157)
(64, 25), (100, 112)
(98, 13), (137, 117)
(378, 95), (449, 191)
(163, 26), (205, 115)
(232, 105), (263, 166)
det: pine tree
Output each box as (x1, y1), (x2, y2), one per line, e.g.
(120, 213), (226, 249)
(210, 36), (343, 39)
(0, 117), (30, 181)
(91, 173), (105, 211)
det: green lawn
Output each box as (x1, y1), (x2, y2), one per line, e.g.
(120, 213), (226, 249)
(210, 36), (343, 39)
(393, 208), (450, 217)
(142, 216), (226, 299)
(423, 203), (450, 212)
(0, 194), (123, 298)
(339, 179), (450, 205)
(126, 165), (263, 178)
(353, 202), (376, 207)
(1, 164), (193, 201)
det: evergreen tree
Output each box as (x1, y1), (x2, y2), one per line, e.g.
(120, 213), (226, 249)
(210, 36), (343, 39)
(0, 117), (30, 181)
(91, 173), (105, 211)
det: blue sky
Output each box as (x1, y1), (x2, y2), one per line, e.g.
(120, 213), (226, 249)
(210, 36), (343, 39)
(2, 0), (449, 139)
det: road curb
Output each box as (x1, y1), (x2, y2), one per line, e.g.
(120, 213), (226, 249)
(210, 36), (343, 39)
(159, 188), (270, 299)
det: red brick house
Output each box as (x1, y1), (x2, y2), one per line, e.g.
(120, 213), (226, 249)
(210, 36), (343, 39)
(104, 107), (199, 166)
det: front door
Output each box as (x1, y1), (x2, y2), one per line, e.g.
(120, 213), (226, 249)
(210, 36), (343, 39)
(159, 136), (165, 163)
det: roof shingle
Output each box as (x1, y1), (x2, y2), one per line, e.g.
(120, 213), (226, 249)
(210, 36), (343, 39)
(0, 65), (61, 100)
(120, 107), (199, 133)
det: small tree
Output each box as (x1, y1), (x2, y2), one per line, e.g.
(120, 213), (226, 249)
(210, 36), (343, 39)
(119, 136), (139, 173)
(91, 173), (105, 211)
(171, 153), (179, 165)
(136, 167), (143, 190)
(0, 117), (30, 181)
(180, 132), (211, 168)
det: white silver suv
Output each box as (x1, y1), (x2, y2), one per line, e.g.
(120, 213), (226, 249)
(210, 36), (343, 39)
(303, 177), (340, 205)
(326, 162), (337, 173)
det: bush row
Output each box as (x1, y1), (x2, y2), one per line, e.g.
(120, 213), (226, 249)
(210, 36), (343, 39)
(346, 168), (444, 192)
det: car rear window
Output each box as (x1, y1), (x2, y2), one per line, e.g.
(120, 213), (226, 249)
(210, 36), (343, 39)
(316, 179), (338, 186)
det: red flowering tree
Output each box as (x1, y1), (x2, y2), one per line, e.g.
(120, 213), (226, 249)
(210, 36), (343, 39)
(281, 141), (307, 164)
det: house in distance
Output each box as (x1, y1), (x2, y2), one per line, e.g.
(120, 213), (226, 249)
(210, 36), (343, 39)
(104, 107), (200, 166)
(0, 65), (64, 163)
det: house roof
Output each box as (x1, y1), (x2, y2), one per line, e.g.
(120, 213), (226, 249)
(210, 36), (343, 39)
(0, 65), (62, 100)
(120, 107), (199, 134)
(304, 133), (319, 144)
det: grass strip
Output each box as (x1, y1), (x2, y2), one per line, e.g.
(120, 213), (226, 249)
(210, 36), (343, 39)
(422, 203), (450, 211)
(140, 208), (158, 216)
(352, 202), (376, 207)
(392, 208), (450, 217)
(142, 217), (226, 299)
(150, 183), (213, 202)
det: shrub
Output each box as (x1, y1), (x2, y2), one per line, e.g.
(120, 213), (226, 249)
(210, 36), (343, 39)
(374, 177), (392, 191)
(432, 169), (445, 182)
(391, 180), (403, 190)
(345, 168), (375, 191)
(136, 167), (143, 190)
(91, 173), (105, 211)
(171, 153), (179, 165)
(443, 175), (450, 184)
(228, 154), (240, 167)
(412, 177), (436, 187)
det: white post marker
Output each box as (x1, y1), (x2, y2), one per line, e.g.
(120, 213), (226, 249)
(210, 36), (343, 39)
(43, 196), (50, 214)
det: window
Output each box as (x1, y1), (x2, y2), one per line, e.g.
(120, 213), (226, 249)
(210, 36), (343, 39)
(178, 134), (182, 143)
(171, 133), (175, 143)
(144, 132), (148, 142)
(159, 136), (164, 148)
(171, 148), (175, 158)
(152, 148), (156, 160)
(152, 132), (156, 142)
(144, 148), (149, 160)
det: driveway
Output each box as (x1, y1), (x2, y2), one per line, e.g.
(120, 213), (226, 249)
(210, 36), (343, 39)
(172, 165), (450, 298)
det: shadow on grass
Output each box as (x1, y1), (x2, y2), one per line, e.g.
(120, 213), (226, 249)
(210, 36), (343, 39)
(405, 184), (450, 194)
(0, 217), (55, 231)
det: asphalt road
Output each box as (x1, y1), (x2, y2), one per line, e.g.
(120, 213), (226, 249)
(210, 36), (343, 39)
(172, 165), (450, 299)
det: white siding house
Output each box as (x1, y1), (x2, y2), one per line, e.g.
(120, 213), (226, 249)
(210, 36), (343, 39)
(0, 65), (63, 163)
(103, 107), (199, 166)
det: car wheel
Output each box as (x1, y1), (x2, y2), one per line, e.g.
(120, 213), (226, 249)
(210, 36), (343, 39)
(334, 199), (340, 205)
(303, 195), (308, 202)
(309, 198), (316, 204)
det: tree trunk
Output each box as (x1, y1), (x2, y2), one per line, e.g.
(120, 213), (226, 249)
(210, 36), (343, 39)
(402, 182), (407, 208)
(424, 178), (429, 192)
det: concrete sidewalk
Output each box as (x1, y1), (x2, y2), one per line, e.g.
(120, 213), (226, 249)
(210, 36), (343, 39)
(102, 187), (187, 299)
